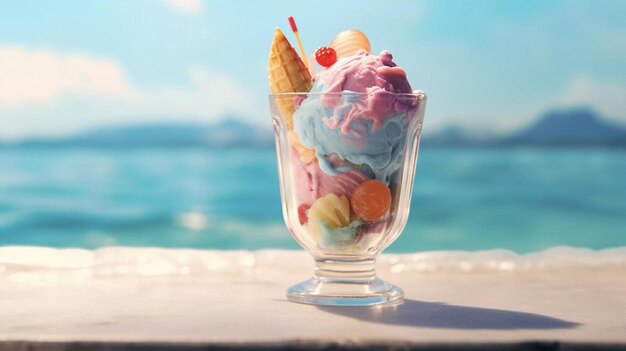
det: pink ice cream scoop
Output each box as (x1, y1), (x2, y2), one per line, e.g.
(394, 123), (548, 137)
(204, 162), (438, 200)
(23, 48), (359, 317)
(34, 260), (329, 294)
(316, 49), (413, 95)
(290, 148), (369, 206)
(312, 50), (416, 135)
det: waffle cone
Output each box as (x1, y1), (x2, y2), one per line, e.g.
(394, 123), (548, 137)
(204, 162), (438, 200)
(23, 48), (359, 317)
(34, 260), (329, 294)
(268, 28), (312, 129)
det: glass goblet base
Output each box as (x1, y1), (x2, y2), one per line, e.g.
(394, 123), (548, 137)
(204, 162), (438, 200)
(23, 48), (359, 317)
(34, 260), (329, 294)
(286, 258), (404, 306)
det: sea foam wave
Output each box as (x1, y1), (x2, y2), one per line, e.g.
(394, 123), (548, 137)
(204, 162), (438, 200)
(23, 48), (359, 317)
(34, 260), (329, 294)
(1, 246), (625, 282)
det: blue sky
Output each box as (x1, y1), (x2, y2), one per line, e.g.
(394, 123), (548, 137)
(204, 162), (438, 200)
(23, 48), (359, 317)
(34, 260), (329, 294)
(1, 0), (625, 140)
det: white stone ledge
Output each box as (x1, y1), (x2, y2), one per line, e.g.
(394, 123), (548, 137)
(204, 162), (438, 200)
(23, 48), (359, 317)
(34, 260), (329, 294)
(1, 247), (625, 350)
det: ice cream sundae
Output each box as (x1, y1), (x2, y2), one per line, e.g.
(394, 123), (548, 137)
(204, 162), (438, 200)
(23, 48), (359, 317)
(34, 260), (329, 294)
(268, 19), (426, 305)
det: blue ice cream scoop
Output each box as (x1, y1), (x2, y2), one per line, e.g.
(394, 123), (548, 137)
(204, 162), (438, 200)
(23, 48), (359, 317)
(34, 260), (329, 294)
(294, 92), (408, 183)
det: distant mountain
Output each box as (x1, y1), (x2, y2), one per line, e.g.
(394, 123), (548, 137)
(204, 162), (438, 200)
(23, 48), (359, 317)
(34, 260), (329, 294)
(11, 118), (274, 148)
(501, 107), (626, 146)
(423, 107), (626, 147)
(3, 107), (625, 149)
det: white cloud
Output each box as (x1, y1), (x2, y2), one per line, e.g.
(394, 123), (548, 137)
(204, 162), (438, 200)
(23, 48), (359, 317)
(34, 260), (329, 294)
(122, 65), (253, 120)
(0, 46), (136, 105)
(161, 0), (202, 14)
(559, 75), (626, 121)
(0, 46), (256, 140)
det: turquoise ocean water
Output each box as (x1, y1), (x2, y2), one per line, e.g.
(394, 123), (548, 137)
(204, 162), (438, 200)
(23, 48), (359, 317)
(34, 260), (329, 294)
(0, 147), (625, 253)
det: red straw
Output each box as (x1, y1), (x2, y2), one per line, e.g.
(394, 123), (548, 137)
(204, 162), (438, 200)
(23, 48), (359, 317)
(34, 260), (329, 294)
(288, 16), (298, 32)
(287, 16), (308, 68)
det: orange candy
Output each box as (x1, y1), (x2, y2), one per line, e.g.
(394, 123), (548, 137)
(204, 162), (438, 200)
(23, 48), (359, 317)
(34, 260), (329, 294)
(350, 180), (391, 222)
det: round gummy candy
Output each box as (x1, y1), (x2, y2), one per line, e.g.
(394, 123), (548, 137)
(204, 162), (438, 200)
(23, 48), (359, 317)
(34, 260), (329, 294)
(315, 46), (337, 68)
(350, 180), (391, 222)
